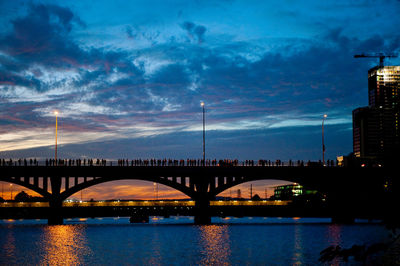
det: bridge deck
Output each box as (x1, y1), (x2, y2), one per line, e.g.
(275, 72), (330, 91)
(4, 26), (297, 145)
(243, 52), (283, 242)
(0, 200), (290, 208)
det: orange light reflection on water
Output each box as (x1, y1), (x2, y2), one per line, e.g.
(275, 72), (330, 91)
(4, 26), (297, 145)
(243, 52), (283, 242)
(199, 225), (231, 265)
(40, 225), (90, 265)
(2, 229), (16, 260)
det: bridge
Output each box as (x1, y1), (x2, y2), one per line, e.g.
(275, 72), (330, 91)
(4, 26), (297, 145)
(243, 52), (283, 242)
(0, 165), (396, 224)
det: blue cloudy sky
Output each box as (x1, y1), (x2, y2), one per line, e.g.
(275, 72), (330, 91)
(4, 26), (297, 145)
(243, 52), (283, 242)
(1, 0), (400, 161)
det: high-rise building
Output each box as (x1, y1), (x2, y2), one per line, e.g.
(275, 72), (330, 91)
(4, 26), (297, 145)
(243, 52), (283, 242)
(353, 66), (400, 163)
(367, 66), (400, 108)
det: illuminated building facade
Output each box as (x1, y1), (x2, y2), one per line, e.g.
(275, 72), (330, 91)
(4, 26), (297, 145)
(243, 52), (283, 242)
(273, 184), (318, 200)
(274, 184), (302, 200)
(353, 66), (400, 163)
(368, 66), (400, 108)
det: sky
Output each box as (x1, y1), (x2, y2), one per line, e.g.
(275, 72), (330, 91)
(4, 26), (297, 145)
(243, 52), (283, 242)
(1, 0), (400, 200)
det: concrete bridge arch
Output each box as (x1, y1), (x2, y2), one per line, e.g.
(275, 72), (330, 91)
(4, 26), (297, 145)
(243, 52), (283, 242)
(0, 176), (51, 200)
(59, 176), (195, 201)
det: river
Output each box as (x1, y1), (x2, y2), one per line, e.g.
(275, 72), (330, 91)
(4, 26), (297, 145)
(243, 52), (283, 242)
(0, 217), (389, 265)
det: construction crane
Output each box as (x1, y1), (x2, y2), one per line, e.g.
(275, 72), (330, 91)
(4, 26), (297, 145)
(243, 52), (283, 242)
(354, 53), (398, 67)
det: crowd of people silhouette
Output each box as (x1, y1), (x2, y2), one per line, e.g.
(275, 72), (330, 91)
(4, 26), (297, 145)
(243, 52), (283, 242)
(0, 158), (337, 167)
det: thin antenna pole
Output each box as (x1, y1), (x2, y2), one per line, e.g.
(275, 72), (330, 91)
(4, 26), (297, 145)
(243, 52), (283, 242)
(55, 111), (58, 165)
(322, 114), (327, 166)
(201, 102), (205, 164)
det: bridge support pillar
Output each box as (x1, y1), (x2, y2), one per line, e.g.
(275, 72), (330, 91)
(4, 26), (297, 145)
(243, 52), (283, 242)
(331, 216), (355, 224)
(48, 200), (63, 225)
(48, 176), (63, 225)
(329, 196), (356, 224)
(194, 199), (211, 225)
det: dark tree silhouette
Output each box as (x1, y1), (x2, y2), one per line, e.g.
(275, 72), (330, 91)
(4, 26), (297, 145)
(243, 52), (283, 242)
(251, 194), (261, 200)
(14, 191), (31, 202)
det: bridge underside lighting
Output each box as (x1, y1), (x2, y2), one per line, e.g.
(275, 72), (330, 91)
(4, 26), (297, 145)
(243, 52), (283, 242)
(0, 200), (291, 208)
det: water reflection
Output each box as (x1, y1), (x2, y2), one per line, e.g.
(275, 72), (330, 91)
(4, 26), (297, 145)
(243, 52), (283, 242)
(325, 224), (342, 266)
(292, 224), (303, 265)
(198, 225), (231, 265)
(2, 228), (16, 260)
(40, 225), (91, 265)
(148, 220), (162, 266)
(327, 224), (342, 246)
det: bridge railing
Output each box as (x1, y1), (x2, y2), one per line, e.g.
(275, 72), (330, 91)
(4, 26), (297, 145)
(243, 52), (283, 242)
(0, 158), (336, 167)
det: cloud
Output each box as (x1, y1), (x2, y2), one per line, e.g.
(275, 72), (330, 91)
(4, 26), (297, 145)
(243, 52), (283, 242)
(0, 122), (352, 161)
(0, 3), (147, 130)
(0, 126), (119, 152)
(125, 25), (137, 40)
(0, 4), (85, 68)
(181, 21), (207, 43)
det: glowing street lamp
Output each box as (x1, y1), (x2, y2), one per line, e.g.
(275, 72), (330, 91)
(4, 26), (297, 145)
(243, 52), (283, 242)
(153, 182), (158, 200)
(322, 114), (327, 166)
(201, 102), (205, 164)
(54, 110), (59, 165)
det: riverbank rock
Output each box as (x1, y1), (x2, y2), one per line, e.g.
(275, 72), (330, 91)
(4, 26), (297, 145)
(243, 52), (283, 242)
(382, 237), (400, 265)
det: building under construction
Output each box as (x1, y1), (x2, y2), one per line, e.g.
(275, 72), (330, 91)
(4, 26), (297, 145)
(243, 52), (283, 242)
(353, 61), (400, 164)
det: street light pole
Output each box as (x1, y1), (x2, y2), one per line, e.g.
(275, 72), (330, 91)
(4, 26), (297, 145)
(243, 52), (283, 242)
(9, 184), (12, 201)
(54, 111), (58, 165)
(201, 102), (205, 164)
(322, 114), (327, 166)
